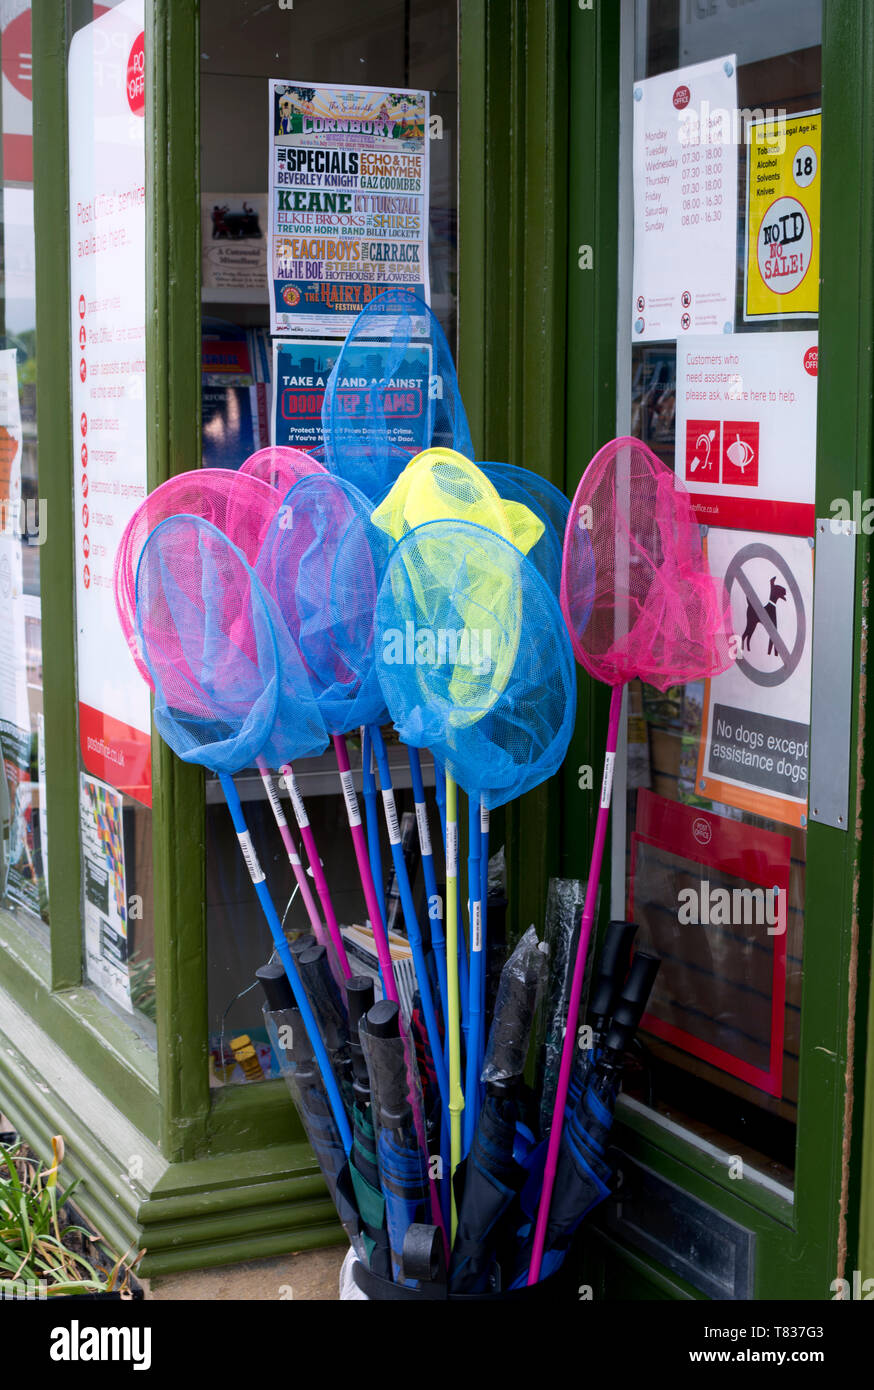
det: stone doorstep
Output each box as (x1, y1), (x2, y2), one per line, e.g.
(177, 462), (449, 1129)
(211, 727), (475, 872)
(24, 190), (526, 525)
(143, 1244), (348, 1301)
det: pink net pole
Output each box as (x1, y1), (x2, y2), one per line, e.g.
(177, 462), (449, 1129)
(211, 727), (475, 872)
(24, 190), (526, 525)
(256, 756), (327, 947)
(278, 761), (352, 981)
(332, 734), (399, 1004)
(528, 682), (625, 1285)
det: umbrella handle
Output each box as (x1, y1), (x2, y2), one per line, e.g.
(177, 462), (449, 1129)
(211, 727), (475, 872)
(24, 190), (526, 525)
(218, 772), (353, 1154)
(332, 735), (399, 1005)
(278, 760), (352, 981)
(527, 682), (624, 1284)
(445, 770), (464, 1238)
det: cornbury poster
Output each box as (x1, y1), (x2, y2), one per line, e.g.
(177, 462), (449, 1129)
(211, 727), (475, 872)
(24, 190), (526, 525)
(745, 110), (821, 321)
(268, 80), (430, 336)
(271, 338), (431, 453)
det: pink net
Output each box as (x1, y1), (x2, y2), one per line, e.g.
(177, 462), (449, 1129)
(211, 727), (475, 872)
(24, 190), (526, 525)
(239, 446), (326, 493)
(114, 468), (282, 686)
(561, 437), (733, 692)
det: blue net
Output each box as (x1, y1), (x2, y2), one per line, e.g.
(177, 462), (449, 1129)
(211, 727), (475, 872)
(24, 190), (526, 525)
(321, 288), (473, 499)
(480, 462), (571, 595)
(255, 474), (391, 736)
(374, 519), (577, 809)
(134, 515), (327, 774)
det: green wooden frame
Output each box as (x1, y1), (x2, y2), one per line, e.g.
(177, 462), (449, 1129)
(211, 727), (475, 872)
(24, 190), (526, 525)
(564, 0), (874, 1299)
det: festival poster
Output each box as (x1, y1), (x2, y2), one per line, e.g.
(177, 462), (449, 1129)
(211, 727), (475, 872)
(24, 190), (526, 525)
(632, 56), (738, 342)
(271, 338), (431, 453)
(744, 110), (821, 321)
(80, 772), (132, 1012)
(269, 80), (429, 337)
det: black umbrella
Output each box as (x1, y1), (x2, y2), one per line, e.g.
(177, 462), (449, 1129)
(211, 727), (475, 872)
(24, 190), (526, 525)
(515, 950), (661, 1286)
(449, 927), (547, 1295)
(346, 976), (392, 1280)
(256, 962), (362, 1254)
(297, 943), (355, 1116)
(361, 999), (433, 1286)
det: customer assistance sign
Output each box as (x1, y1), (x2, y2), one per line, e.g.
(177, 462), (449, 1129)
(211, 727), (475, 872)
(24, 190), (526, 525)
(697, 529), (812, 827)
(745, 110), (821, 321)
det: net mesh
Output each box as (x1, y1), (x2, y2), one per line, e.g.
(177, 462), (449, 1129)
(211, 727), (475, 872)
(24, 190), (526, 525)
(115, 468), (282, 686)
(480, 462), (570, 595)
(135, 515), (327, 773)
(561, 436), (733, 692)
(321, 288), (473, 499)
(371, 448), (545, 554)
(255, 474), (390, 735)
(375, 520), (576, 809)
(239, 445), (326, 493)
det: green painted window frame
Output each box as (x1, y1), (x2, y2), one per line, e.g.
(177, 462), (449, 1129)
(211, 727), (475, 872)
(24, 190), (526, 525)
(563, 0), (874, 1298)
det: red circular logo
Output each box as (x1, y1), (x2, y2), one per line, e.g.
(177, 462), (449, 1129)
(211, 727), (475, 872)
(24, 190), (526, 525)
(79, 358), (87, 383)
(81, 473), (89, 498)
(126, 32), (145, 116)
(81, 443), (88, 467)
(83, 565), (91, 590)
(804, 346), (818, 377)
(80, 413), (88, 437)
(673, 85), (691, 110)
(82, 503), (89, 529)
(78, 295), (87, 320)
(692, 817), (712, 847)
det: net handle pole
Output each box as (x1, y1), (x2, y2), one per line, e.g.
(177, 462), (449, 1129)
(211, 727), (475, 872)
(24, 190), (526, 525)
(479, 805), (490, 1071)
(360, 727), (388, 930)
(527, 682), (624, 1284)
(406, 745), (449, 1032)
(332, 734), (399, 1004)
(463, 794), (483, 1157)
(445, 769), (464, 1239)
(278, 761), (352, 981)
(218, 771), (353, 1155)
(433, 758), (469, 1050)
(256, 758), (326, 947)
(369, 727), (449, 1126)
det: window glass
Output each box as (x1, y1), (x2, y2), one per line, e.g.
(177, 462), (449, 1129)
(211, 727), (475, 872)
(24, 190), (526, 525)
(0, 2), (49, 938)
(617, 0), (822, 1186)
(199, 0), (456, 1084)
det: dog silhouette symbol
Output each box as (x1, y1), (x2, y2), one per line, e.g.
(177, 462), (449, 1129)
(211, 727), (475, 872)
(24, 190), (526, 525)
(741, 576), (787, 656)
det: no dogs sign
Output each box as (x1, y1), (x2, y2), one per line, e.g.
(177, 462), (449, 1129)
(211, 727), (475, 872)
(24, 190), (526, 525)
(696, 529), (813, 827)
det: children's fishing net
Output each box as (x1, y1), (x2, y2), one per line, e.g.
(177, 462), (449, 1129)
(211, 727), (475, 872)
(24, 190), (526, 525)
(239, 445), (326, 493)
(135, 515), (327, 773)
(371, 448), (545, 555)
(115, 468), (282, 685)
(374, 519), (576, 810)
(255, 474), (390, 735)
(561, 436), (733, 692)
(480, 462), (570, 595)
(321, 288), (473, 500)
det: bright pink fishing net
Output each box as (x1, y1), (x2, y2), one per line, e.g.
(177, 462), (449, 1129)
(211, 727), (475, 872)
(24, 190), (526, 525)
(239, 446), (326, 493)
(561, 436), (733, 692)
(114, 468), (282, 686)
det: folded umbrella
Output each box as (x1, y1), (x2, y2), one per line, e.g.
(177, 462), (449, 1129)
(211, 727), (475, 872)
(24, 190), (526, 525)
(347, 976), (392, 1280)
(361, 999), (433, 1285)
(449, 927), (547, 1295)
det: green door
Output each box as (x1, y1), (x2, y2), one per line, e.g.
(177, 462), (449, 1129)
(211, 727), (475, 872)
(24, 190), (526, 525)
(566, 0), (872, 1301)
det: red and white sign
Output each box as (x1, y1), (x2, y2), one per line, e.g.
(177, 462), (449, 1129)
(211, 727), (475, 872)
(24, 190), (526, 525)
(632, 55), (738, 342)
(69, 0), (151, 805)
(676, 331), (817, 535)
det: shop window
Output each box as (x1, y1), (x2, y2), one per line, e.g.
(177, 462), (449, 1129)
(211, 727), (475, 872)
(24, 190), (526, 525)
(198, 0), (456, 1086)
(617, 0), (822, 1187)
(1, 2), (48, 941)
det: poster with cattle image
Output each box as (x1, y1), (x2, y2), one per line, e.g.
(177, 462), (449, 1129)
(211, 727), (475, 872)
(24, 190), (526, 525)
(201, 193), (268, 295)
(696, 528), (813, 827)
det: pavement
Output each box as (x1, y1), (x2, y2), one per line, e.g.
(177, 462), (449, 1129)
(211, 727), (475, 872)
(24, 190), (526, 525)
(143, 1245), (348, 1301)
